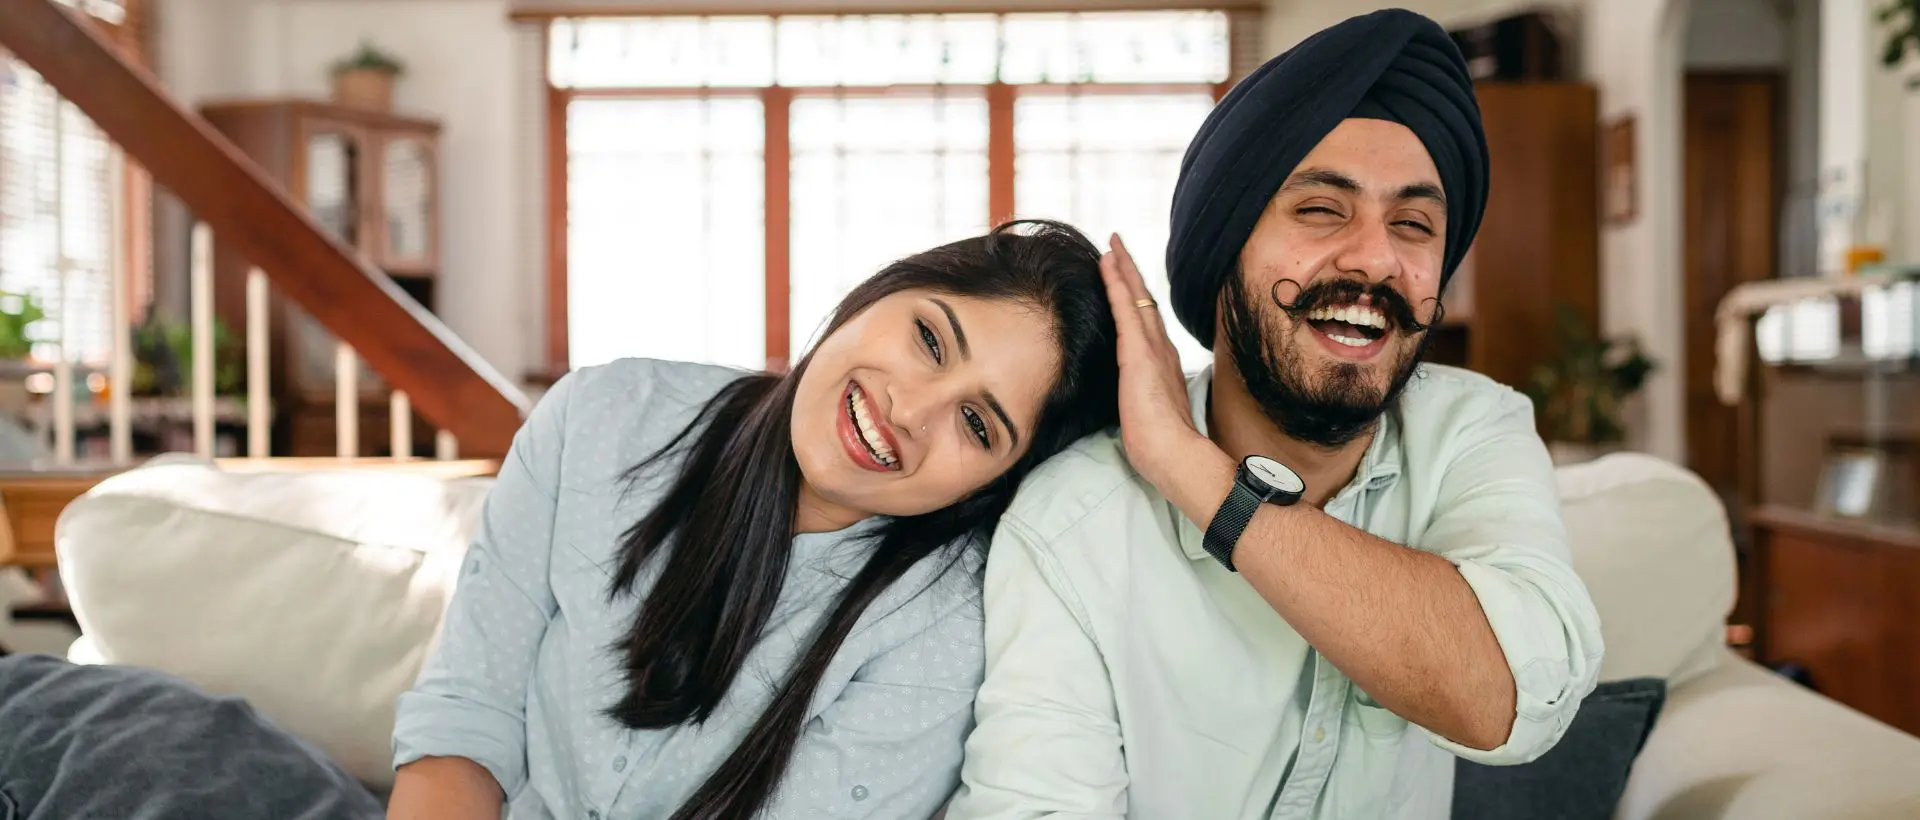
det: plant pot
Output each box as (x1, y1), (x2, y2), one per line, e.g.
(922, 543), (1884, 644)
(331, 69), (396, 111)
(1547, 441), (1622, 466)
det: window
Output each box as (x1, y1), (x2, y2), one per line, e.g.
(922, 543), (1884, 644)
(0, 0), (147, 370)
(565, 96), (766, 370)
(788, 92), (989, 353)
(549, 9), (1246, 373)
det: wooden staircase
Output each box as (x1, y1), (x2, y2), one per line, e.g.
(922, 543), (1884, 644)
(0, 0), (531, 459)
(0, 0), (533, 570)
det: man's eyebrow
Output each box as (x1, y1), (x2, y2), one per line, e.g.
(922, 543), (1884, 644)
(1396, 181), (1447, 209)
(1278, 167), (1360, 195)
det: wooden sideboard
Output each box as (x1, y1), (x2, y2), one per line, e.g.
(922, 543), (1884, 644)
(1752, 505), (1920, 736)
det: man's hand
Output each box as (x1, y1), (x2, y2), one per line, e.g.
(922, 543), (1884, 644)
(1097, 234), (1216, 494)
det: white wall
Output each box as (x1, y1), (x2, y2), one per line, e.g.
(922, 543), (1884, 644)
(152, 0), (539, 384)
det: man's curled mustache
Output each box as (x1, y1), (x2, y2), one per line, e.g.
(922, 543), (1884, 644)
(1267, 277), (1442, 335)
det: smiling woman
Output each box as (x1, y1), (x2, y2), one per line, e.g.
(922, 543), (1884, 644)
(385, 219), (1121, 820)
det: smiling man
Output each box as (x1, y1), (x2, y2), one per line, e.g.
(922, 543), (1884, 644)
(947, 9), (1604, 820)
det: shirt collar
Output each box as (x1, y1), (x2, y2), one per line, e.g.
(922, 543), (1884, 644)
(1172, 365), (1403, 562)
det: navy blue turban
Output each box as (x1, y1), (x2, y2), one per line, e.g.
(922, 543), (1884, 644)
(1166, 8), (1489, 347)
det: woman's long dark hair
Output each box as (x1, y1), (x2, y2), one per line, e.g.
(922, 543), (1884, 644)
(603, 219), (1120, 820)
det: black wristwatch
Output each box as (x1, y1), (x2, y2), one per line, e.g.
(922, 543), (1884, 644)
(1202, 455), (1305, 572)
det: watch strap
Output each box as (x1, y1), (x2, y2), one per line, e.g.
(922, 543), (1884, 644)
(1202, 480), (1261, 572)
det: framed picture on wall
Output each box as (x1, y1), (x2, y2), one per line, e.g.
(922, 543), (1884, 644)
(1603, 115), (1637, 224)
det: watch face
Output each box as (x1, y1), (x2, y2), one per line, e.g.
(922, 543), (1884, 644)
(1245, 456), (1305, 495)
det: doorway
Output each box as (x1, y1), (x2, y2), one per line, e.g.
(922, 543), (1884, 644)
(1683, 72), (1780, 509)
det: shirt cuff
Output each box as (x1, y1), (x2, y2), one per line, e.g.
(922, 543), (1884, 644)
(1430, 558), (1601, 765)
(391, 690), (530, 798)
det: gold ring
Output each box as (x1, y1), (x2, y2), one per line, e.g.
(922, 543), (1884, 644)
(1134, 298), (1157, 309)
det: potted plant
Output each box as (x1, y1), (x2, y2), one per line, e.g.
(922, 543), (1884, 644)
(330, 40), (405, 111)
(1522, 302), (1657, 465)
(0, 291), (46, 363)
(130, 315), (244, 398)
(1881, 1), (1920, 90)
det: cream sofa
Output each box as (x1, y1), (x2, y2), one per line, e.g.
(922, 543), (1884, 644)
(49, 452), (1920, 818)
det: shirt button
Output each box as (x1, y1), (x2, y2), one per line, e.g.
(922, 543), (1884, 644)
(588, 812), (601, 820)
(612, 755), (627, 772)
(467, 559), (482, 576)
(851, 785), (869, 801)
(1313, 726), (1327, 743)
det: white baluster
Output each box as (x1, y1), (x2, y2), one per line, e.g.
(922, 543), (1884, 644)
(246, 268), (270, 458)
(390, 390), (412, 461)
(335, 341), (357, 458)
(190, 222), (214, 460)
(435, 429), (457, 461)
(51, 101), (73, 465)
(108, 148), (132, 464)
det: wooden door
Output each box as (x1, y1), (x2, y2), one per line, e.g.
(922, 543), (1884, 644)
(1684, 74), (1779, 511)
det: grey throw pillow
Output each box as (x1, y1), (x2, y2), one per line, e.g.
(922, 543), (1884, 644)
(1452, 677), (1666, 820)
(0, 653), (382, 820)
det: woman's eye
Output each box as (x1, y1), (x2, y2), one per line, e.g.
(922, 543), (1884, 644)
(1297, 206), (1340, 218)
(916, 319), (942, 364)
(1396, 220), (1436, 236)
(962, 407), (991, 449)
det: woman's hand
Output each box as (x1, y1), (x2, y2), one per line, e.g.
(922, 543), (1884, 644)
(1097, 234), (1209, 495)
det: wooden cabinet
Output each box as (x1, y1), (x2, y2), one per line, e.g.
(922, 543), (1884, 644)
(1752, 506), (1920, 736)
(1426, 82), (1600, 392)
(200, 99), (441, 456)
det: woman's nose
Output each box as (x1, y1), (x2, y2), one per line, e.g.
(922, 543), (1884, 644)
(886, 379), (948, 440)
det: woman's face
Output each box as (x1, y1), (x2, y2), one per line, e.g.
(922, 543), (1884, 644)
(791, 288), (1062, 527)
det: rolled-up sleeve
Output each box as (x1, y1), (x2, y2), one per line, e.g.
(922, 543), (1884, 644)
(1418, 392), (1604, 766)
(946, 519), (1127, 820)
(391, 372), (575, 796)
(769, 579), (988, 820)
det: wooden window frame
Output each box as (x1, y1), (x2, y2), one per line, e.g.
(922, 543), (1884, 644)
(543, 8), (1250, 375)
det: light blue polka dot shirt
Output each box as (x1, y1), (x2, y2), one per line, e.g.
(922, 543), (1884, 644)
(393, 358), (986, 820)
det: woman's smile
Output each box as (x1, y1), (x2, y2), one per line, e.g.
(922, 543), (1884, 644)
(839, 380), (901, 472)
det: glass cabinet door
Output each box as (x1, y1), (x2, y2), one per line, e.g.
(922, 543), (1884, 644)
(293, 125), (385, 396)
(379, 134), (436, 272)
(304, 129), (361, 243)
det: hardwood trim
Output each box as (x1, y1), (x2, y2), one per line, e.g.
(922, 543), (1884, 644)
(987, 82), (1015, 226)
(511, 0), (1262, 20)
(764, 85), (793, 371)
(564, 86), (767, 98)
(1750, 505), (1920, 552)
(192, 98), (443, 133)
(0, 0), (531, 458)
(546, 84), (570, 372)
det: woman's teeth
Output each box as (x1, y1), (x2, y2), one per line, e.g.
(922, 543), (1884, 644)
(847, 384), (897, 467)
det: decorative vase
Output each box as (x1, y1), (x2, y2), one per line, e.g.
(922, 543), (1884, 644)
(331, 69), (395, 111)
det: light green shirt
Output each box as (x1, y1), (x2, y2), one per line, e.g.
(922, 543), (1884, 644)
(948, 364), (1605, 820)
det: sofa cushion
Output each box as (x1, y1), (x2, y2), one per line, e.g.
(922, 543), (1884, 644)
(0, 652), (382, 819)
(53, 457), (493, 788)
(1555, 453), (1735, 686)
(1453, 677), (1666, 820)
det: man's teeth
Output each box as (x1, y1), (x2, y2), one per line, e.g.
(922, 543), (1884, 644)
(847, 384), (897, 467)
(1305, 304), (1387, 330)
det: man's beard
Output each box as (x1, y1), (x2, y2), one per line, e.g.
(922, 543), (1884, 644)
(1220, 269), (1438, 449)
